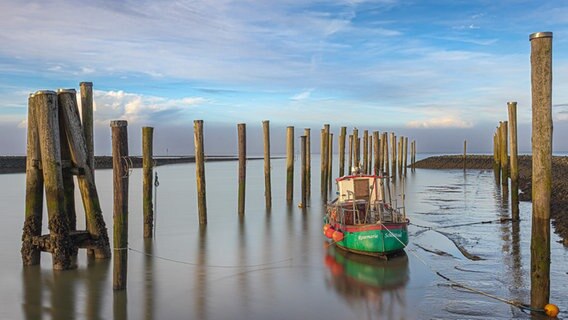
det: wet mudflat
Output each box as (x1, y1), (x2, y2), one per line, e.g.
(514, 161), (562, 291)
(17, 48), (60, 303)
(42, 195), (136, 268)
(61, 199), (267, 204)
(1, 156), (567, 319)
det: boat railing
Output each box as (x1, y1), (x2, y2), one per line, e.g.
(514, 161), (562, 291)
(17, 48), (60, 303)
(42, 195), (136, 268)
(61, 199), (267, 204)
(328, 200), (406, 225)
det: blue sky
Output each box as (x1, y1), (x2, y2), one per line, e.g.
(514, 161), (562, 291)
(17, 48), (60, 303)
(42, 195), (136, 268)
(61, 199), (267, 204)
(1, 0), (568, 155)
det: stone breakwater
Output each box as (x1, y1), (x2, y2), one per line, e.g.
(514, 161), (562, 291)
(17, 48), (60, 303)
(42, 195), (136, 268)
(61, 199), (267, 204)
(414, 155), (568, 245)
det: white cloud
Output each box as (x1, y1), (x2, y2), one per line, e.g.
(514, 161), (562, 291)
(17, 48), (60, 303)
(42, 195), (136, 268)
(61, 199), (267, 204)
(93, 90), (207, 125)
(291, 89), (314, 101)
(406, 116), (473, 129)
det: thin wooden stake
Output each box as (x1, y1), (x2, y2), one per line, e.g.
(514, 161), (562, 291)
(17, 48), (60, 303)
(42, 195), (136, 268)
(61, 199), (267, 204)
(286, 126), (294, 202)
(111, 120), (128, 290)
(304, 128), (311, 198)
(508, 102), (519, 221)
(500, 121), (509, 186)
(373, 131), (379, 175)
(238, 123), (246, 216)
(263, 121), (272, 209)
(194, 120), (207, 224)
(339, 127), (346, 177)
(301, 135), (307, 207)
(363, 130), (369, 174)
(142, 127), (154, 238)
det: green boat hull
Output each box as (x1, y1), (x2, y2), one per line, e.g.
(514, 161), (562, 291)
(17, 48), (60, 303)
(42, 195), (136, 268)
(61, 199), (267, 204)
(335, 225), (408, 257)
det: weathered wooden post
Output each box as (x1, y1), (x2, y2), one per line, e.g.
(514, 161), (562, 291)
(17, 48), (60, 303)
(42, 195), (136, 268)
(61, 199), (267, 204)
(194, 120), (207, 224)
(22, 94), (43, 266)
(508, 102), (520, 221)
(529, 31), (553, 309)
(339, 127), (346, 177)
(328, 133), (333, 192)
(263, 121), (272, 209)
(390, 133), (396, 179)
(320, 128), (327, 194)
(368, 138), (373, 175)
(35, 91), (73, 270)
(80, 82), (94, 176)
(142, 127), (154, 238)
(353, 129), (359, 168)
(58, 89), (110, 259)
(403, 137), (408, 176)
(383, 132), (390, 177)
(499, 121), (509, 186)
(493, 131), (501, 182)
(373, 131), (380, 175)
(238, 123), (246, 216)
(286, 126), (294, 202)
(463, 140), (467, 171)
(348, 134), (353, 174)
(363, 130), (369, 174)
(58, 98), (76, 233)
(111, 120), (128, 290)
(304, 128), (311, 198)
(301, 135), (307, 207)
(411, 140), (415, 171)
(397, 137), (402, 176)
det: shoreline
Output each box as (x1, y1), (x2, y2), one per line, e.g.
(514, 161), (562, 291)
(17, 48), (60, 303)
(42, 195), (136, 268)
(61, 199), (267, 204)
(415, 155), (568, 245)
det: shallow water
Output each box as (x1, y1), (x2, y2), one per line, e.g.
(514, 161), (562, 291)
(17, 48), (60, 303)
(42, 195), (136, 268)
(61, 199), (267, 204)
(1, 155), (567, 319)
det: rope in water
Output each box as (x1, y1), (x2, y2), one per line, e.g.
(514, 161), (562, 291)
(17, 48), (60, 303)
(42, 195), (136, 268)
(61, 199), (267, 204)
(378, 221), (544, 314)
(127, 246), (292, 269)
(409, 217), (513, 231)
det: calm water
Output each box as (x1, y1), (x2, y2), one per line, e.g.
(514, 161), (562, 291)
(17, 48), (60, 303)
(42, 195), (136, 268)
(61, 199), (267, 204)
(1, 154), (567, 319)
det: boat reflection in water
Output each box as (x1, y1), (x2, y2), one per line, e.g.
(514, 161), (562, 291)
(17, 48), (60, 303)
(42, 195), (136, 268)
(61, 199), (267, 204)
(324, 245), (409, 319)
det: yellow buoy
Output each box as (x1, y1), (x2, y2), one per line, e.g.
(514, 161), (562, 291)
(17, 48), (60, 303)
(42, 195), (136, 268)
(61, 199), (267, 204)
(544, 303), (559, 317)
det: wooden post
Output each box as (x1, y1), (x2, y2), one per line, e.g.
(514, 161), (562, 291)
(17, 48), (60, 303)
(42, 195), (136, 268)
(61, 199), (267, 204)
(142, 127), (154, 238)
(411, 140), (415, 171)
(111, 120), (128, 290)
(353, 129), (359, 169)
(529, 31), (552, 309)
(286, 126), (294, 202)
(493, 131), (501, 182)
(500, 121), (509, 186)
(194, 120), (207, 225)
(328, 133), (333, 192)
(237, 124), (246, 216)
(463, 140), (467, 171)
(383, 132), (390, 177)
(304, 128), (311, 198)
(22, 94), (43, 266)
(363, 130), (369, 174)
(324, 124), (330, 192)
(373, 131), (379, 175)
(404, 137), (408, 176)
(35, 91), (73, 270)
(263, 121), (272, 209)
(390, 133), (396, 179)
(58, 89), (110, 259)
(339, 127), (346, 177)
(398, 137), (404, 176)
(320, 129), (326, 194)
(58, 97), (76, 233)
(508, 102), (519, 221)
(348, 134), (353, 174)
(301, 135), (307, 207)
(80, 82), (94, 177)
(368, 138), (373, 175)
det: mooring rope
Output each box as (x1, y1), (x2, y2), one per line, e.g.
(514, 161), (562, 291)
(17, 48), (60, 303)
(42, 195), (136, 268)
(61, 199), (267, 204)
(378, 221), (545, 314)
(409, 217), (513, 231)
(127, 246), (293, 269)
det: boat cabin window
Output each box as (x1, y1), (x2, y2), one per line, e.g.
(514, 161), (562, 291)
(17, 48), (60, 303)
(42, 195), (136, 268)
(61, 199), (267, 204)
(353, 179), (370, 200)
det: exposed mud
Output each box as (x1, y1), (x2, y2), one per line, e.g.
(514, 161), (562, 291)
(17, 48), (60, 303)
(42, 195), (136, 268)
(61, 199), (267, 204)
(415, 155), (568, 245)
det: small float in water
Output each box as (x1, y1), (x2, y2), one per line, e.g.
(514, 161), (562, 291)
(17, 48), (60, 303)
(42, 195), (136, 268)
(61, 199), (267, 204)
(324, 170), (408, 258)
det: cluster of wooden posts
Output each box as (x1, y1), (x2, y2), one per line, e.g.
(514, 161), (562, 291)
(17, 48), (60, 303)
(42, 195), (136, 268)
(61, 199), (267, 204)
(492, 32), (553, 310)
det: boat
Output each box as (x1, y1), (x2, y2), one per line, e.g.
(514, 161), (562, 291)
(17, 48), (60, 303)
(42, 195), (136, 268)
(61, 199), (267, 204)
(324, 171), (409, 257)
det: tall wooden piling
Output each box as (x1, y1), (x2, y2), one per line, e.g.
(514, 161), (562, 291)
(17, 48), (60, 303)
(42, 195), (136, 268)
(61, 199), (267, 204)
(508, 102), (519, 221)
(383, 132), (390, 177)
(339, 127), (346, 177)
(348, 135), (353, 174)
(463, 140), (467, 171)
(111, 120), (128, 290)
(499, 121), (509, 186)
(142, 127), (154, 238)
(328, 133), (333, 192)
(390, 133), (396, 179)
(22, 94), (43, 266)
(301, 136), (307, 207)
(353, 129), (359, 168)
(403, 137), (408, 176)
(263, 121), (272, 209)
(373, 131), (379, 175)
(35, 91), (73, 270)
(304, 128), (311, 198)
(493, 131), (501, 182)
(363, 130), (369, 174)
(397, 137), (403, 177)
(58, 89), (110, 259)
(368, 138), (373, 175)
(58, 93), (76, 232)
(238, 124), (246, 216)
(80, 82), (94, 176)
(194, 120), (207, 224)
(286, 126), (294, 202)
(529, 31), (553, 309)
(320, 128), (327, 194)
